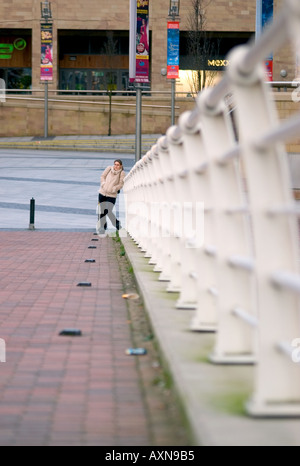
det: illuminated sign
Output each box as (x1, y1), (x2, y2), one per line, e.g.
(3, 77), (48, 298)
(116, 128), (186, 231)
(207, 59), (230, 68)
(0, 44), (13, 59)
(0, 38), (27, 59)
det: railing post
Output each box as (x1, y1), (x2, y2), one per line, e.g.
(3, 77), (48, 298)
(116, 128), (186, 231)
(151, 143), (172, 282)
(166, 126), (198, 309)
(144, 149), (164, 272)
(179, 112), (218, 331)
(156, 138), (182, 293)
(197, 89), (257, 364)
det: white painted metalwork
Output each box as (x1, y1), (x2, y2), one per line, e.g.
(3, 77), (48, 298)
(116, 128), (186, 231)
(123, 0), (300, 417)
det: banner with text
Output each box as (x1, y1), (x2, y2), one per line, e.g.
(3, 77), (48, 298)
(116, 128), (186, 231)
(262, 0), (274, 81)
(40, 23), (53, 81)
(135, 0), (150, 83)
(167, 21), (180, 79)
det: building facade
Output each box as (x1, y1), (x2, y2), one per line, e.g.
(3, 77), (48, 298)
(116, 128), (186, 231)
(0, 0), (295, 94)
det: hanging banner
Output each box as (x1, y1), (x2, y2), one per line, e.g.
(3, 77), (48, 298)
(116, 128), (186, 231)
(40, 23), (53, 81)
(262, 0), (273, 30)
(265, 59), (273, 82)
(167, 21), (180, 79)
(135, 0), (150, 83)
(262, 0), (274, 81)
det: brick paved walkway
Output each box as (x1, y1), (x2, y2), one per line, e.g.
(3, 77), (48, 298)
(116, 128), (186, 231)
(0, 231), (151, 446)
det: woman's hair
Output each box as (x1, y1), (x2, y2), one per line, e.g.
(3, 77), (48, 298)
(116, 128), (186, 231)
(114, 159), (123, 169)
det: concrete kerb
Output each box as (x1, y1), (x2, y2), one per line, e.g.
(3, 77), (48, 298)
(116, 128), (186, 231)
(121, 234), (300, 447)
(0, 135), (162, 153)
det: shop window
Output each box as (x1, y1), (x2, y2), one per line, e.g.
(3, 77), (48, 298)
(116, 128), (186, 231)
(91, 71), (105, 91)
(0, 68), (32, 92)
(60, 69), (130, 94)
(74, 70), (88, 90)
(60, 70), (88, 92)
(106, 71), (117, 91)
(59, 31), (129, 56)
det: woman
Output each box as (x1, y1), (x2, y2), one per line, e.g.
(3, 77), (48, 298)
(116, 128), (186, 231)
(97, 159), (125, 236)
(139, 18), (149, 54)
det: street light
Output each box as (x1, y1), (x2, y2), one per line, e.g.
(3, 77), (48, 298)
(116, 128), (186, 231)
(41, 1), (52, 22)
(169, 0), (180, 19)
(167, 0), (180, 126)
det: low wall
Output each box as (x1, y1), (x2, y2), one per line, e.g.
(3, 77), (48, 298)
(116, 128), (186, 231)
(0, 94), (194, 138)
(0, 92), (299, 154)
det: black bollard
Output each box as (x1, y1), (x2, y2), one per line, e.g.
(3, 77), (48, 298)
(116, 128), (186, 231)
(29, 198), (35, 230)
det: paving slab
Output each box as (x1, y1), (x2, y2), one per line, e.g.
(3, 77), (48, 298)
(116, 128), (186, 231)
(0, 231), (155, 446)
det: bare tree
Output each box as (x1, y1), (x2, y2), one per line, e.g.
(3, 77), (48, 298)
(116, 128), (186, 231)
(186, 0), (220, 95)
(102, 32), (118, 136)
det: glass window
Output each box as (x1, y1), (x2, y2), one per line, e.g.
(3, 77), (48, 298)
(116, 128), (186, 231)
(106, 71), (117, 91)
(74, 70), (88, 91)
(60, 69), (133, 93)
(59, 31), (129, 56)
(0, 68), (32, 92)
(90, 37), (106, 55)
(91, 71), (106, 91)
(60, 36), (90, 55)
(60, 70), (88, 93)
(60, 70), (74, 91)
(121, 72), (129, 91)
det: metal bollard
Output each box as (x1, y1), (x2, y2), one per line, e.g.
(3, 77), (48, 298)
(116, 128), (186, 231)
(29, 198), (35, 230)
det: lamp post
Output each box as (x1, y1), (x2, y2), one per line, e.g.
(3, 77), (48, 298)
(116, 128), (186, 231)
(169, 0), (180, 20)
(167, 0), (180, 126)
(41, 1), (52, 139)
(255, 0), (263, 42)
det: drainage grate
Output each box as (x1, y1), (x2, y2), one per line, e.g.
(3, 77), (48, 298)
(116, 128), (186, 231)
(59, 328), (82, 337)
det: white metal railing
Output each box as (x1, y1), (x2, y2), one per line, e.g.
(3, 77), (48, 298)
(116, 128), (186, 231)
(124, 0), (300, 417)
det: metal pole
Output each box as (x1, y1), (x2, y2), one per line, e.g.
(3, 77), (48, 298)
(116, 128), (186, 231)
(171, 78), (175, 126)
(42, 0), (51, 139)
(44, 81), (48, 138)
(256, 0), (263, 42)
(135, 83), (142, 162)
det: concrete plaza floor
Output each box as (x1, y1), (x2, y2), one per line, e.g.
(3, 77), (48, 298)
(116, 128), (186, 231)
(1, 145), (300, 446)
(0, 148), (133, 232)
(0, 147), (191, 446)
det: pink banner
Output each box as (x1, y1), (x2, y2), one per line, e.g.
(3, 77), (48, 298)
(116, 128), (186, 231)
(40, 23), (53, 81)
(135, 0), (150, 83)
